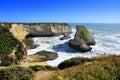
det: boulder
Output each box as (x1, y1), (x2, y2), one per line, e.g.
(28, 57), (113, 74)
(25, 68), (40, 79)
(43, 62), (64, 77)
(29, 50), (58, 62)
(69, 25), (95, 52)
(60, 33), (71, 40)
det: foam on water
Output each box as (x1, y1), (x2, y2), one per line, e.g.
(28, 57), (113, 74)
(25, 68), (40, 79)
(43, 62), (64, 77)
(27, 24), (120, 66)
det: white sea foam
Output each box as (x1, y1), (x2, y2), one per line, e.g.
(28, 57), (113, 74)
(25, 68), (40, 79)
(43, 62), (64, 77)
(27, 25), (120, 66)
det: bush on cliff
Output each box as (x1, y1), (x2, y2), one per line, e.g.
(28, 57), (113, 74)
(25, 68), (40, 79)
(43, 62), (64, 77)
(0, 66), (34, 80)
(58, 57), (92, 70)
(3, 23), (11, 28)
(0, 26), (19, 55)
(78, 25), (89, 41)
(15, 52), (23, 61)
(0, 26), (21, 66)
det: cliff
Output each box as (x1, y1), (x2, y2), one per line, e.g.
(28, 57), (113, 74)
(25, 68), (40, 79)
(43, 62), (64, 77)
(0, 26), (27, 66)
(10, 23), (72, 37)
(0, 22), (72, 65)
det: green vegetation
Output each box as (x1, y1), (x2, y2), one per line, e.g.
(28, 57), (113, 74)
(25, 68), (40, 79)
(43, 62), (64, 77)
(0, 22), (11, 28)
(29, 65), (58, 71)
(0, 26), (19, 55)
(49, 55), (120, 80)
(58, 57), (92, 70)
(77, 25), (89, 41)
(3, 23), (11, 28)
(0, 66), (34, 80)
(15, 52), (23, 61)
(22, 38), (36, 49)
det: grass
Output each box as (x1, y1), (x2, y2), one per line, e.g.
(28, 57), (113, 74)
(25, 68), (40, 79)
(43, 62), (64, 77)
(29, 65), (58, 71)
(77, 25), (89, 41)
(0, 66), (34, 80)
(48, 55), (120, 80)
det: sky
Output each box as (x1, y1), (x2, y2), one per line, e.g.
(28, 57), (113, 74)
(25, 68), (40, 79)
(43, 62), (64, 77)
(0, 0), (120, 23)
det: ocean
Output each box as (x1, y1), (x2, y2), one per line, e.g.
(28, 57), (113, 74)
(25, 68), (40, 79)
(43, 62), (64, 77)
(27, 23), (120, 66)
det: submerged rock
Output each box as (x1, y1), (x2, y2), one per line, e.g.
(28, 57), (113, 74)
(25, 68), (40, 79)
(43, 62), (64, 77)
(69, 25), (95, 52)
(60, 33), (71, 40)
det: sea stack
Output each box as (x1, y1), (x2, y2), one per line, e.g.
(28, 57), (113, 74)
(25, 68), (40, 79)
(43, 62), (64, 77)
(69, 25), (96, 52)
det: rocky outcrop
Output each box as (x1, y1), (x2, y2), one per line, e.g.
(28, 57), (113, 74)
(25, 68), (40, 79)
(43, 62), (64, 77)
(69, 25), (95, 52)
(0, 42), (28, 66)
(0, 22), (71, 65)
(29, 50), (58, 62)
(60, 33), (71, 40)
(10, 23), (72, 37)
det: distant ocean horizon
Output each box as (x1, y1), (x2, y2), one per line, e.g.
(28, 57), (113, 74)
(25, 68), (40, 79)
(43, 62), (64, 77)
(27, 23), (120, 66)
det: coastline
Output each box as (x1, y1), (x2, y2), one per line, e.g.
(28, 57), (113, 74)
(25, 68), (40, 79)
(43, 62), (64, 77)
(27, 23), (120, 66)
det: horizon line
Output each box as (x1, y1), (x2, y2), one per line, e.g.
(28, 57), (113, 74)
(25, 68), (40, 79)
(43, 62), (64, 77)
(0, 21), (120, 24)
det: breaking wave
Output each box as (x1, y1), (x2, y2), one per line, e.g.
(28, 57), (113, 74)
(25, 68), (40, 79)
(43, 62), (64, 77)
(27, 23), (120, 66)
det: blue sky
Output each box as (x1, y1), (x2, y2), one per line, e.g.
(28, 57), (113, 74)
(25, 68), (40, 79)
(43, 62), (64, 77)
(0, 0), (120, 23)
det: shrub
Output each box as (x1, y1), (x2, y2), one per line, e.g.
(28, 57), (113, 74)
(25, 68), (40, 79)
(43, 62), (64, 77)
(3, 23), (11, 28)
(15, 52), (23, 61)
(58, 57), (92, 70)
(29, 65), (58, 71)
(29, 65), (46, 71)
(0, 26), (20, 66)
(0, 66), (34, 80)
(45, 65), (58, 70)
(0, 26), (19, 55)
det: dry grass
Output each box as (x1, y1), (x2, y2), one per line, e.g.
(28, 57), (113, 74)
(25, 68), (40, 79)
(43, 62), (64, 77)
(35, 71), (54, 80)
(18, 62), (48, 67)
(48, 55), (120, 80)
(29, 55), (46, 62)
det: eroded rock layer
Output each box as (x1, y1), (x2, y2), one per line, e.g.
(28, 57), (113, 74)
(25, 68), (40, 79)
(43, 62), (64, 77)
(10, 23), (72, 37)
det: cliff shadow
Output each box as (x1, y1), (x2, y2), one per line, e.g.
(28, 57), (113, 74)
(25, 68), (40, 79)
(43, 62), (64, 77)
(52, 41), (76, 53)
(25, 34), (55, 38)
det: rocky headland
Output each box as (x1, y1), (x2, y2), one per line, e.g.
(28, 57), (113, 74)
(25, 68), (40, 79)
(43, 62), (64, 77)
(0, 22), (72, 66)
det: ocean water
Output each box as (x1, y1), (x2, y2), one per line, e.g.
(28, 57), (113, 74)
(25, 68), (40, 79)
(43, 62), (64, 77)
(27, 23), (120, 66)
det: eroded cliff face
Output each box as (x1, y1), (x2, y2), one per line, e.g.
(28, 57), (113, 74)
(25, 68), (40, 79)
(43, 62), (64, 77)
(10, 23), (72, 49)
(0, 25), (28, 66)
(10, 23), (72, 37)
(10, 24), (29, 41)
